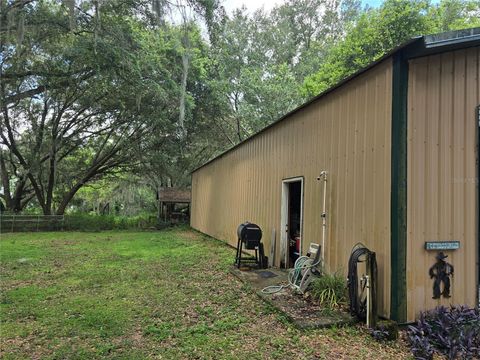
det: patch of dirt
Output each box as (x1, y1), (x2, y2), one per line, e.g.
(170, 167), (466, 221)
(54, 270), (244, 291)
(1, 279), (36, 292)
(265, 290), (352, 328)
(175, 230), (202, 241)
(131, 328), (144, 345)
(0, 335), (49, 360)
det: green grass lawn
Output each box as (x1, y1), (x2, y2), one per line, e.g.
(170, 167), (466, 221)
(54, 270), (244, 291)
(0, 229), (410, 359)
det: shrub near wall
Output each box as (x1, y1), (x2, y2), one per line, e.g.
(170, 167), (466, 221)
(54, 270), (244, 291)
(0, 213), (162, 232)
(408, 305), (480, 360)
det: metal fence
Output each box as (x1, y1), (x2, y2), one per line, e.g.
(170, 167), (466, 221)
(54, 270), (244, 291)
(0, 214), (65, 233)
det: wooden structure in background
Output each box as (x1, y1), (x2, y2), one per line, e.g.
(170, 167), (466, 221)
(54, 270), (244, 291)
(159, 188), (191, 222)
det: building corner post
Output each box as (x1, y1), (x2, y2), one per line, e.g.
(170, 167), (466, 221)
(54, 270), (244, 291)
(390, 51), (408, 323)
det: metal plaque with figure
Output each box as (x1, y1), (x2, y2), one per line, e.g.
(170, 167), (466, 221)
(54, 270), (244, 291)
(429, 252), (454, 299)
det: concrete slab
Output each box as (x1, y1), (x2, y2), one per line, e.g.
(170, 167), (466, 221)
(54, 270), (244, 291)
(230, 267), (355, 329)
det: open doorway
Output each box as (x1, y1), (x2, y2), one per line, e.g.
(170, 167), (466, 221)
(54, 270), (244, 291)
(280, 177), (304, 268)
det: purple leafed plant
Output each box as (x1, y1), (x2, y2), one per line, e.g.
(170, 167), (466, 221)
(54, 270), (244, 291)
(370, 320), (399, 342)
(370, 327), (390, 342)
(407, 305), (480, 360)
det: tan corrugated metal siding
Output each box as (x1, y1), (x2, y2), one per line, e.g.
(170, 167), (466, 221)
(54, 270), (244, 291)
(407, 47), (479, 321)
(191, 59), (393, 318)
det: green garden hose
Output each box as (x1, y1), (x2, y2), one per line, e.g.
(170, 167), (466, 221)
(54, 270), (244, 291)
(261, 256), (315, 294)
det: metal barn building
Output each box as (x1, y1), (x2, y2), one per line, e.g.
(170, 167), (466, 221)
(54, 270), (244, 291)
(191, 28), (480, 323)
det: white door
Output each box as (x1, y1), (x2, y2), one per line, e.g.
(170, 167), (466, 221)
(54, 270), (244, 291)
(280, 177), (304, 268)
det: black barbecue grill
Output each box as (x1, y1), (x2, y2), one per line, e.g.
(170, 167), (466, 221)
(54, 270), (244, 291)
(235, 222), (267, 269)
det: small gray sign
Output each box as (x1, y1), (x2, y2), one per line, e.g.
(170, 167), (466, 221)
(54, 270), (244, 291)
(425, 241), (460, 251)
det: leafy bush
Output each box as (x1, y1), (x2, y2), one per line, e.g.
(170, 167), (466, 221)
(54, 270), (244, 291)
(63, 213), (160, 231)
(407, 305), (480, 360)
(310, 272), (347, 309)
(1, 212), (178, 232)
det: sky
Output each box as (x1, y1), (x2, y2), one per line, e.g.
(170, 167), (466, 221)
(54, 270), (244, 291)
(222, 0), (385, 14)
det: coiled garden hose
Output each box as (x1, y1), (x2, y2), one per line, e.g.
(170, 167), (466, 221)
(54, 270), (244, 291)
(261, 256), (316, 294)
(347, 243), (377, 320)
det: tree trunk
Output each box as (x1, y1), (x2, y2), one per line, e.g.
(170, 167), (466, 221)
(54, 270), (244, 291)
(56, 181), (83, 215)
(178, 50), (189, 134)
(0, 153), (12, 208)
(0, 153), (34, 213)
(44, 146), (56, 215)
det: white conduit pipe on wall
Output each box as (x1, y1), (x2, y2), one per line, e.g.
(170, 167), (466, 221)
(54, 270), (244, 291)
(318, 171), (328, 272)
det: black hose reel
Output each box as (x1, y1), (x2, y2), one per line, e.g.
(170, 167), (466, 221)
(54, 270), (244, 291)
(347, 243), (378, 326)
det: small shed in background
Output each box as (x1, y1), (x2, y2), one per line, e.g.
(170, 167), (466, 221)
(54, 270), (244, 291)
(159, 188), (191, 223)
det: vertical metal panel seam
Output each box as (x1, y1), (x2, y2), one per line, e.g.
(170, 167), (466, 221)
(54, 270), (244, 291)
(190, 172), (194, 227)
(477, 103), (480, 308)
(474, 48), (479, 307)
(477, 48), (480, 307)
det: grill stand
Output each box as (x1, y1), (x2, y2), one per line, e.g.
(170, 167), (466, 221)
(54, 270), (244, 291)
(235, 237), (267, 269)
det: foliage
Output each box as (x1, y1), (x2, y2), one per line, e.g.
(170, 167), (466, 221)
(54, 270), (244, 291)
(209, 0), (361, 140)
(132, 23), (230, 189)
(0, 149), (35, 213)
(311, 272), (347, 309)
(2, 0), (480, 216)
(73, 176), (158, 216)
(302, 0), (480, 97)
(0, 230), (410, 359)
(370, 319), (399, 342)
(0, 0), (221, 214)
(407, 305), (480, 360)
(1, 0), (168, 214)
(0, 213), (161, 232)
(63, 213), (159, 231)
(370, 326), (390, 342)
